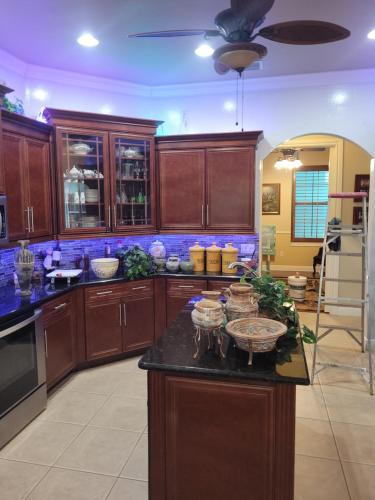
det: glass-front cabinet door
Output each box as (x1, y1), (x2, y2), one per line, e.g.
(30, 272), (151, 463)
(58, 129), (109, 233)
(111, 135), (154, 230)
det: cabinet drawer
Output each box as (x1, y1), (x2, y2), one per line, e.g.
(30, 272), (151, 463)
(122, 279), (154, 298)
(167, 279), (207, 297)
(85, 283), (125, 303)
(207, 279), (236, 292)
(43, 293), (73, 322)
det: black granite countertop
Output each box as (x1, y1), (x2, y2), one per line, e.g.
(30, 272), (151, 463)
(0, 270), (241, 323)
(139, 302), (310, 386)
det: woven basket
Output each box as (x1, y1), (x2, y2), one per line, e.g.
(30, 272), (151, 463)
(225, 317), (287, 354)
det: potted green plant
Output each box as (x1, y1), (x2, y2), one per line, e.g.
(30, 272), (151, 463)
(235, 263), (316, 345)
(123, 245), (156, 280)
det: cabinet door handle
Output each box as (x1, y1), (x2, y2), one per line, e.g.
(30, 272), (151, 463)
(96, 290), (113, 296)
(108, 205), (111, 228)
(206, 204), (209, 226)
(54, 302), (67, 310)
(123, 303), (127, 327)
(25, 207), (31, 232)
(119, 303), (122, 326)
(201, 204), (204, 226)
(44, 329), (48, 358)
(30, 207), (35, 233)
(132, 286), (146, 290)
(113, 205), (117, 227)
(178, 285), (194, 288)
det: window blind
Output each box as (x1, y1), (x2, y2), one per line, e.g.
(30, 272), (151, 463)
(293, 168), (329, 240)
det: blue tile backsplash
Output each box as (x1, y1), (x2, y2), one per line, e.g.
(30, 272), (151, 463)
(0, 234), (258, 286)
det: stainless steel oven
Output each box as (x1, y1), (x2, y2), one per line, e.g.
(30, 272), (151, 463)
(0, 309), (47, 449)
(0, 195), (8, 244)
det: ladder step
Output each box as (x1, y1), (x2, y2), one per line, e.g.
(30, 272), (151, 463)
(317, 324), (363, 333)
(322, 297), (366, 303)
(323, 277), (363, 283)
(325, 252), (362, 257)
(327, 224), (363, 229)
(320, 301), (363, 308)
(327, 231), (364, 236)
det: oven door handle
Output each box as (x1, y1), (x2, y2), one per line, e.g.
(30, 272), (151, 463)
(0, 309), (42, 339)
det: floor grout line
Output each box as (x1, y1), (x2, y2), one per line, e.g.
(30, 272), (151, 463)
(320, 382), (353, 500)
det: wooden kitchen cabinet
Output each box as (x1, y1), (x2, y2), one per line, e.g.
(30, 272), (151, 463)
(85, 284), (123, 361)
(43, 293), (76, 389)
(0, 86), (14, 194)
(206, 147), (255, 231)
(207, 279), (236, 292)
(85, 279), (155, 361)
(156, 132), (262, 233)
(166, 278), (207, 327)
(44, 108), (161, 236)
(2, 111), (53, 240)
(158, 149), (205, 230)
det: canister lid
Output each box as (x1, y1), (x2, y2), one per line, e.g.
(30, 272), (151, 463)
(222, 243), (238, 253)
(206, 242), (221, 252)
(189, 241), (205, 251)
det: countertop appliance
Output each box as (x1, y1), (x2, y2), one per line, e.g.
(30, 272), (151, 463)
(0, 309), (47, 449)
(0, 195), (8, 245)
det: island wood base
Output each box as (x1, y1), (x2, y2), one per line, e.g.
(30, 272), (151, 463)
(148, 371), (296, 500)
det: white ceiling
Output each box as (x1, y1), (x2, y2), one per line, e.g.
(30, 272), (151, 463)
(0, 0), (375, 85)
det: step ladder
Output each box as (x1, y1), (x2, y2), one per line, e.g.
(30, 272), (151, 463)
(311, 192), (373, 395)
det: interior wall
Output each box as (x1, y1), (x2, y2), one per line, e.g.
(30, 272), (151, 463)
(261, 149), (330, 271)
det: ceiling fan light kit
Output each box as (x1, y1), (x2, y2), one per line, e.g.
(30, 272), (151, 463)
(213, 42), (267, 74)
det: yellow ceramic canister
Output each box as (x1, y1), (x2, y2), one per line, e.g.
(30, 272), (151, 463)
(189, 241), (205, 272)
(222, 243), (239, 274)
(206, 242), (221, 273)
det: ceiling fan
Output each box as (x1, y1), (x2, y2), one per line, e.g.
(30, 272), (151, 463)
(129, 0), (350, 75)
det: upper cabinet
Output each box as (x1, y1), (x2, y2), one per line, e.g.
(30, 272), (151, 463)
(44, 108), (161, 236)
(0, 85), (15, 194)
(2, 111), (53, 241)
(156, 132), (263, 233)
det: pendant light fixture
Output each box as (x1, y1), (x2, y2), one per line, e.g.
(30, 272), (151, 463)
(274, 149), (303, 170)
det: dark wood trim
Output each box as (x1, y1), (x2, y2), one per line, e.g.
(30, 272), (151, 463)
(2, 110), (52, 135)
(291, 165), (328, 243)
(156, 130), (263, 146)
(0, 87), (14, 193)
(44, 107), (163, 129)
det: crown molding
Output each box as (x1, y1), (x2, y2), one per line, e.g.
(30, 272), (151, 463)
(0, 48), (27, 77)
(1, 48), (375, 99)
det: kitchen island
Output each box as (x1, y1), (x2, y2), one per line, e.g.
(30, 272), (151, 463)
(139, 301), (309, 500)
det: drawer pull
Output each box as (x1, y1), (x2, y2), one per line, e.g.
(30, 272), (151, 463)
(96, 290), (113, 296)
(54, 303), (67, 310)
(123, 303), (127, 327)
(178, 285), (194, 288)
(132, 286), (147, 290)
(119, 303), (122, 326)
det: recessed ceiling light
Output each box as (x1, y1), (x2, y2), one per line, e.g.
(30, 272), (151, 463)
(195, 44), (214, 57)
(77, 33), (99, 47)
(32, 88), (48, 101)
(368, 29), (375, 40)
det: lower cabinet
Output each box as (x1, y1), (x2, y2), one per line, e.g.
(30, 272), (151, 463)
(85, 280), (155, 361)
(42, 293), (76, 389)
(207, 279), (236, 292)
(166, 279), (207, 327)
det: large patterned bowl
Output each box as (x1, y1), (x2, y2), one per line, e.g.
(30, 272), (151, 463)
(225, 317), (287, 362)
(91, 258), (119, 279)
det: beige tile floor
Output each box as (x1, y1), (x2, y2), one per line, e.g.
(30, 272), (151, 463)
(0, 312), (374, 499)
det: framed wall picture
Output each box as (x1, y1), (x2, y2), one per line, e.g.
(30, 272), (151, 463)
(353, 206), (369, 225)
(354, 174), (370, 202)
(262, 183), (280, 215)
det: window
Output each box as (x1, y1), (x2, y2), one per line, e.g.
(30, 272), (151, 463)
(292, 166), (329, 241)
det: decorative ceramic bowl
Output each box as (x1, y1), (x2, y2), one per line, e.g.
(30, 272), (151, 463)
(69, 143), (92, 155)
(91, 258), (119, 279)
(225, 317), (287, 358)
(180, 260), (194, 273)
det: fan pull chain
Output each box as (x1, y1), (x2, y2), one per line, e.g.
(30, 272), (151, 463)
(235, 73), (239, 127)
(241, 73), (244, 132)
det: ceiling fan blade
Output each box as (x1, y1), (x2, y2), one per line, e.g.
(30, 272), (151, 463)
(214, 60), (230, 75)
(128, 29), (220, 38)
(257, 20), (350, 45)
(231, 0), (275, 20)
